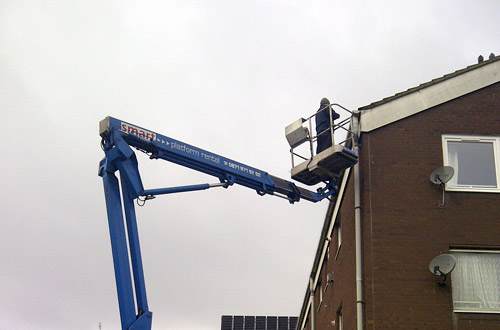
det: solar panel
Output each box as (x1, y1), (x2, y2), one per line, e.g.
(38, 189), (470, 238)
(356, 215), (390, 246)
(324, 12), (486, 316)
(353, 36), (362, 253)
(278, 316), (288, 330)
(221, 315), (297, 330)
(221, 315), (233, 330)
(244, 316), (255, 330)
(234, 316), (244, 330)
(266, 317), (277, 330)
(256, 316), (266, 330)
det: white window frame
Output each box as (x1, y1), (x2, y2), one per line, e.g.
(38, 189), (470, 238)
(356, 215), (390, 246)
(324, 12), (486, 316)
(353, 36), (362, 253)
(442, 135), (500, 193)
(334, 222), (342, 260)
(318, 282), (323, 309)
(337, 221), (342, 249)
(449, 249), (500, 314)
(326, 271), (334, 289)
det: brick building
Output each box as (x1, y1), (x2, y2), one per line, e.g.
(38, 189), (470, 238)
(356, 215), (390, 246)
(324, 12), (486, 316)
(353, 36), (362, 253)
(297, 55), (500, 330)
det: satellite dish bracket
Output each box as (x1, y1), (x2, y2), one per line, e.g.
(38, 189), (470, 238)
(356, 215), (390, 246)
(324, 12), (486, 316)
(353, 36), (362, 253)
(432, 265), (448, 286)
(429, 166), (455, 207)
(428, 253), (457, 287)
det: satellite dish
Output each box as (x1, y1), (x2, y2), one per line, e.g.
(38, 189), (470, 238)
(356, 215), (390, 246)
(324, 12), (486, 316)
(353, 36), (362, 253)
(430, 166), (454, 185)
(428, 254), (457, 276)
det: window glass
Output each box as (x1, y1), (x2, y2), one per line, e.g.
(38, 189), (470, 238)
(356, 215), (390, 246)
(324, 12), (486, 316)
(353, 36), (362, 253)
(447, 141), (497, 187)
(451, 252), (500, 312)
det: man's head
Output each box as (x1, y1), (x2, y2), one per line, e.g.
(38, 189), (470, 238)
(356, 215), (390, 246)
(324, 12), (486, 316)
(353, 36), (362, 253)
(320, 97), (330, 106)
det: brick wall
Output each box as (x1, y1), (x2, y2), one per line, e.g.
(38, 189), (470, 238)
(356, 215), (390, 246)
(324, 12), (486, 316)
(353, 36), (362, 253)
(312, 82), (500, 330)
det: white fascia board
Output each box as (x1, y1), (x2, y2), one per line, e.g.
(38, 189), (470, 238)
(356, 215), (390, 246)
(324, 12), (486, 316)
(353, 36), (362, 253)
(360, 60), (500, 132)
(299, 167), (351, 330)
(312, 167), (351, 287)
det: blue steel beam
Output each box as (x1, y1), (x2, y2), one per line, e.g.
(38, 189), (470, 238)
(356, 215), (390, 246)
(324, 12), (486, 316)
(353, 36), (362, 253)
(100, 171), (137, 330)
(99, 116), (331, 203)
(143, 183), (211, 196)
(100, 139), (153, 330)
(120, 175), (149, 315)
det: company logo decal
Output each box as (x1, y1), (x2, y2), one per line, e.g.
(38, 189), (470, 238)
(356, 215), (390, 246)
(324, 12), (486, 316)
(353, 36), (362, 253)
(120, 122), (156, 141)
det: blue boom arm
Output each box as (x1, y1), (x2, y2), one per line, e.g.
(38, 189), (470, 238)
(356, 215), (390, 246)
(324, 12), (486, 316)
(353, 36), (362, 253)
(100, 117), (337, 203)
(98, 116), (339, 330)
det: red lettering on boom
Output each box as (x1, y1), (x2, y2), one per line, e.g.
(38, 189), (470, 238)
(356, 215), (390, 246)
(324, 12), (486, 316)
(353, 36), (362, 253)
(120, 122), (157, 141)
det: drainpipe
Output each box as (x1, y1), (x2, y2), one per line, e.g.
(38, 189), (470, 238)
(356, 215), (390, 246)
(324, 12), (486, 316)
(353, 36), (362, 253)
(352, 111), (364, 330)
(309, 277), (316, 330)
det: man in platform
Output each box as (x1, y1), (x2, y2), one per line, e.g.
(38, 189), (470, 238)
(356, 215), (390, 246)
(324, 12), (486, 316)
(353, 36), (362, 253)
(315, 97), (340, 154)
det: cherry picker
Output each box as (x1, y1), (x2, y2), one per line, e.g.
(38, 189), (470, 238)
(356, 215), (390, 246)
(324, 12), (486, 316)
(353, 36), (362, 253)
(98, 102), (358, 330)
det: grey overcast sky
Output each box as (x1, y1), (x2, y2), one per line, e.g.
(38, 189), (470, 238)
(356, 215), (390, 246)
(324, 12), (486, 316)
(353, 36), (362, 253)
(1, 1), (499, 329)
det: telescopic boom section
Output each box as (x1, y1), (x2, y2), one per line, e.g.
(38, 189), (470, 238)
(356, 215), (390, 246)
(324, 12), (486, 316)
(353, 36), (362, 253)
(99, 116), (335, 203)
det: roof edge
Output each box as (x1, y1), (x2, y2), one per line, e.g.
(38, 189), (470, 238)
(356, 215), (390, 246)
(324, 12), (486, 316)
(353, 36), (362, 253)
(360, 55), (500, 111)
(359, 58), (500, 132)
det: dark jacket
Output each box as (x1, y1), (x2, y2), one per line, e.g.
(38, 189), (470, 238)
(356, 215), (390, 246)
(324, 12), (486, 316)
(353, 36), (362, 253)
(315, 105), (340, 154)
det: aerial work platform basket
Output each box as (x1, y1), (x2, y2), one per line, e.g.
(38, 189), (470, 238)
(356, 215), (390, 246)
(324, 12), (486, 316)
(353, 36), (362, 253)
(285, 101), (358, 186)
(291, 145), (358, 185)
